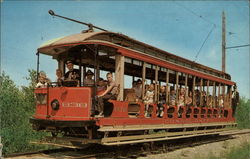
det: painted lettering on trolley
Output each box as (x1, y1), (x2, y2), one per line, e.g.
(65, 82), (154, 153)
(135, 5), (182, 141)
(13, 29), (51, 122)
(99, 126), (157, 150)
(62, 102), (87, 108)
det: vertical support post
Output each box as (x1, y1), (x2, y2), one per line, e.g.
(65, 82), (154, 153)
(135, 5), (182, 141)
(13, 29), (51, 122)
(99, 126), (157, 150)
(166, 69), (169, 105)
(96, 60), (100, 82)
(155, 66), (159, 103)
(79, 54), (82, 87)
(184, 74), (188, 106)
(58, 59), (64, 73)
(93, 45), (98, 97)
(218, 83), (221, 98)
(115, 54), (124, 101)
(200, 78), (203, 107)
(82, 65), (86, 85)
(213, 82), (216, 107)
(222, 11), (226, 73)
(206, 80), (209, 107)
(142, 62), (146, 99)
(222, 84), (225, 108)
(229, 85), (232, 109)
(193, 76), (196, 106)
(175, 72), (179, 105)
(36, 52), (40, 83)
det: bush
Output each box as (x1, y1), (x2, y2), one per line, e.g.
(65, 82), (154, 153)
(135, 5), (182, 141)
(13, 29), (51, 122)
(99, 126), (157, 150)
(0, 71), (47, 155)
(235, 98), (250, 129)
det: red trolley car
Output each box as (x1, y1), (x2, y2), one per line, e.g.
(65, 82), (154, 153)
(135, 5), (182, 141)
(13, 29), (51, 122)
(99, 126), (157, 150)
(30, 11), (238, 147)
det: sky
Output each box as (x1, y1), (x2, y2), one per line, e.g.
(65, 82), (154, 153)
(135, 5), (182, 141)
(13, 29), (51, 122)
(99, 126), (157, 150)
(1, 1), (249, 98)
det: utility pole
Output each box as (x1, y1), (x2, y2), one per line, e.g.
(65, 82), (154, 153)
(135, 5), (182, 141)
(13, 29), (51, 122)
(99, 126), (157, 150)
(222, 11), (226, 73)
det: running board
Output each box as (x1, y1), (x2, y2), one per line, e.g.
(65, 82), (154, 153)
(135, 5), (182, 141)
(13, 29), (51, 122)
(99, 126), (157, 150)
(98, 122), (237, 132)
(101, 128), (236, 146)
(31, 136), (101, 148)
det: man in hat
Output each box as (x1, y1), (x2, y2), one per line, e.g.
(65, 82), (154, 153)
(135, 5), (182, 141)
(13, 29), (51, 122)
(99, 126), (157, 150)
(64, 61), (80, 81)
(232, 84), (239, 116)
(84, 70), (94, 86)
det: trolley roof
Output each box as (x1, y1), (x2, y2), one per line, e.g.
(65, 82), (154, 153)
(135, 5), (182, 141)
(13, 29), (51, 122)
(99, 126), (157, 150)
(38, 31), (232, 83)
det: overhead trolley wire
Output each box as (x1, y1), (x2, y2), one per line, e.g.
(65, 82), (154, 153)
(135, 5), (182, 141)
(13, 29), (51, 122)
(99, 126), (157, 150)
(194, 25), (216, 62)
(174, 1), (248, 45)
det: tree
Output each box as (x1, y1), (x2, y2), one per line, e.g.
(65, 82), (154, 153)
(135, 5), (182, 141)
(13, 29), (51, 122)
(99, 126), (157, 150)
(0, 70), (47, 155)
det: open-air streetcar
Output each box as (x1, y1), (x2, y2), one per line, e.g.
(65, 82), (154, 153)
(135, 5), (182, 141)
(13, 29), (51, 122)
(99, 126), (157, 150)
(30, 11), (238, 147)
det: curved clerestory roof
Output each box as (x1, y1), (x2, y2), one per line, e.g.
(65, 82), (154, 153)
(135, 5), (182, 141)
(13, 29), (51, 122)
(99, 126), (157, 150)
(38, 31), (232, 82)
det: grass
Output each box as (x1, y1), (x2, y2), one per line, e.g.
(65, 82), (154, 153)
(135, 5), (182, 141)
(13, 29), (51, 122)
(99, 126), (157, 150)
(208, 142), (250, 159)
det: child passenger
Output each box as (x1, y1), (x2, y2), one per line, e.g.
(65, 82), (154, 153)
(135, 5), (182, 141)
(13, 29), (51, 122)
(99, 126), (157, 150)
(56, 69), (64, 87)
(143, 83), (155, 117)
(36, 71), (51, 88)
(157, 85), (166, 117)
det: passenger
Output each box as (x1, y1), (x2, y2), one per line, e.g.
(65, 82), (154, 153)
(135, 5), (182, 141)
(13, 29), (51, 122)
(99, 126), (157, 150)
(96, 72), (118, 117)
(177, 88), (185, 107)
(64, 61), (80, 81)
(56, 69), (64, 87)
(194, 89), (200, 107)
(84, 70), (94, 86)
(143, 83), (155, 117)
(186, 91), (193, 106)
(36, 71), (51, 88)
(177, 88), (185, 117)
(157, 85), (166, 117)
(201, 91), (207, 107)
(134, 79), (142, 99)
(132, 81), (137, 89)
(207, 95), (213, 107)
(144, 84), (149, 93)
(97, 78), (107, 95)
(232, 85), (239, 116)
(215, 96), (218, 107)
(169, 86), (176, 106)
(218, 95), (224, 108)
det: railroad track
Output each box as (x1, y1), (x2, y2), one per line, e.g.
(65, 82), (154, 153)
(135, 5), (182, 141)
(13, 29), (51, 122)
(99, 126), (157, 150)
(5, 129), (250, 159)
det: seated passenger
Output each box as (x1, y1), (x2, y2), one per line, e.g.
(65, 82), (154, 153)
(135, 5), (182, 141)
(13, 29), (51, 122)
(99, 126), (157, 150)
(177, 88), (185, 107)
(144, 84), (149, 93)
(36, 71), (51, 88)
(97, 78), (107, 95)
(157, 85), (166, 117)
(134, 79), (142, 99)
(186, 91), (193, 106)
(143, 83), (155, 117)
(195, 89), (200, 107)
(96, 72), (118, 117)
(218, 95), (224, 108)
(56, 69), (64, 87)
(207, 95), (213, 107)
(64, 60), (80, 81)
(84, 70), (94, 86)
(201, 91), (207, 106)
(169, 86), (176, 106)
(215, 96), (218, 107)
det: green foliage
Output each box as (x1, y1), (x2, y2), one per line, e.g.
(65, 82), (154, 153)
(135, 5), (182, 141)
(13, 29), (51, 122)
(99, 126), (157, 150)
(0, 70), (47, 155)
(235, 97), (250, 129)
(208, 142), (250, 159)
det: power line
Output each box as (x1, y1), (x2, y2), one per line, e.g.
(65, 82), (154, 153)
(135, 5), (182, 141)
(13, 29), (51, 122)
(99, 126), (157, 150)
(194, 25), (216, 62)
(226, 44), (250, 49)
(173, 1), (217, 27)
(174, 1), (248, 44)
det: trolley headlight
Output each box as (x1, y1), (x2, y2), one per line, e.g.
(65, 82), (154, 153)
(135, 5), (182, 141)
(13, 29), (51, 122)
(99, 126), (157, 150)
(51, 99), (60, 110)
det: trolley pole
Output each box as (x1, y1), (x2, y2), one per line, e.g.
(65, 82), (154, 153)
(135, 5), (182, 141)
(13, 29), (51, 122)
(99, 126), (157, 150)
(222, 11), (226, 73)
